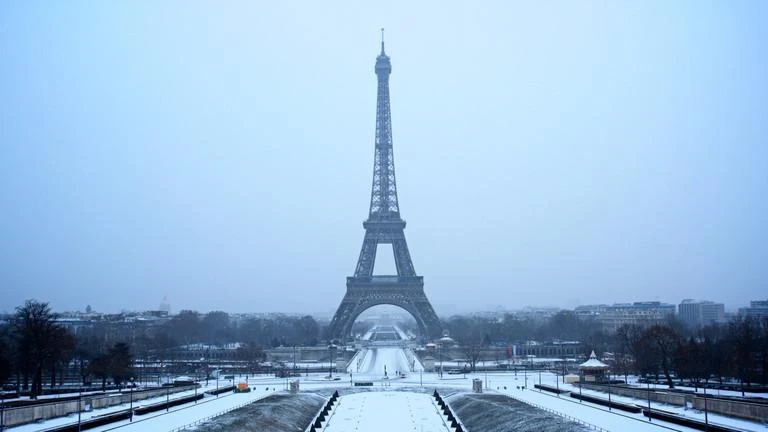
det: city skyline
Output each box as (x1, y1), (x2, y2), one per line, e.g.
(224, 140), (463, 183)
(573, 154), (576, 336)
(2, 2), (767, 315)
(1, 296), (761, 318)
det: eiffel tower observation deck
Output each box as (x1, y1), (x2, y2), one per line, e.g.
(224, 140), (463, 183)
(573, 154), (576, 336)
(328, 33), (442, 341)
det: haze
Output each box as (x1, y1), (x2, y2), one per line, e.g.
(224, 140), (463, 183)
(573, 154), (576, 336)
(1, 1), (766, 315)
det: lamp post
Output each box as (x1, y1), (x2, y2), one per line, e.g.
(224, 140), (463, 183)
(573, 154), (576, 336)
(77, 388), (82, 432)
(524, 366), (527, 389)
(438, 343), (442, 379)
(647, 380), (652, 422)
(579, 369), (584, 403)
(703, 384), (709, 431)
(328, 344), (337, 379)
(1, 388), (5, 432)
(129, 377), (134, 422)
(538, 368), (541, 391)
(166, 386), (170, 412)
(216, 372), (219, 398)
(607, 371), (612, 411)
(578, 373), (583, 403)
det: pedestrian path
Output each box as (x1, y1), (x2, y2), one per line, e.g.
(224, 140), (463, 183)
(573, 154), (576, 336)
(322, 391), (451, 432)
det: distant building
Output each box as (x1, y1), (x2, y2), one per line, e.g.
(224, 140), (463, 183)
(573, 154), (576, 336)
(515, 340), (584, 359)
(513, 307), (561, 322)
(679, 299), (725, 328)
(159, 296), (171, 314)
(574, 304), (609, 319)
(592, 301), (676, 333)
(700, 301), (726, 325)
(738, 300), (768, 319)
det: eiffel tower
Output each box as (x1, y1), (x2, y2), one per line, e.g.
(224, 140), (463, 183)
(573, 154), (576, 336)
(327, 34), (442, 341)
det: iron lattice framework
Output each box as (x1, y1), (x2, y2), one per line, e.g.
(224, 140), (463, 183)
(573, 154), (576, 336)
(327, 39), (442, 341)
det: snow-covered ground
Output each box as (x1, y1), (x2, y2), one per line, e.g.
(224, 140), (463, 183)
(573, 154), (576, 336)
(323, 391), (451, 432)
(350, 347), (415, 378)
(9, 343), (768, 432)
(6, 381), (276, 432)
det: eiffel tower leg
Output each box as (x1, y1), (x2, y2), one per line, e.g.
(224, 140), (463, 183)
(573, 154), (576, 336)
(327, 294), (357, 341)
(392, 236), (415, 277)
(354, 238), (377, 278)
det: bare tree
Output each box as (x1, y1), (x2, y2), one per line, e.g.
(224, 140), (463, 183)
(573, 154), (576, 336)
(639, 324), (682, 388)
(12, 300), (70, 397)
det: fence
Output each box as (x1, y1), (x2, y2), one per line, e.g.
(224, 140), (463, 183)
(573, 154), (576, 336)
(167, 399), (256, 432)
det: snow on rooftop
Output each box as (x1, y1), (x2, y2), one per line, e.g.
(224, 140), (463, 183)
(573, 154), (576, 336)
(578, 351), (609, 369)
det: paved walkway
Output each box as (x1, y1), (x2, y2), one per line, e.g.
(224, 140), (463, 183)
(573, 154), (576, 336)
(323, 391), (451, 432)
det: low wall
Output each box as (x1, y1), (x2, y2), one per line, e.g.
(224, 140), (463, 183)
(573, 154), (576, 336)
(89, 385), (196, 409)
(692, 397), (768, 423)
(3, 399), (82, 427)
(580, 384), (686, 407)
(2, 385), (196, 428)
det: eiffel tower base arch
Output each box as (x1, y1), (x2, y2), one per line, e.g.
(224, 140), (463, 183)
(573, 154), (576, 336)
(327, 276), (442, 341)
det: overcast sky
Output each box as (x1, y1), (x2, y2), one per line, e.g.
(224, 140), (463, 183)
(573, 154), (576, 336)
(1, 1), (766, 316)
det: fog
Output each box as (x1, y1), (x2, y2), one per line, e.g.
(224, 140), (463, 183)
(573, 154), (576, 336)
(1, 1), (766, 315)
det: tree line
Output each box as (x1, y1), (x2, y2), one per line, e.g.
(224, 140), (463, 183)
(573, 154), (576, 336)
(0, 300), (136, 397)
(2, 300), (765, 396)
(615, 317), (768, 391)
(441, 310), (768, 390)
(0, 300), (321, 397)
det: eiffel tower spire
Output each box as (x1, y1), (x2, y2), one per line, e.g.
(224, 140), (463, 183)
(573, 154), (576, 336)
(327, 37), (442, 341)
(369, 28), (399, 220)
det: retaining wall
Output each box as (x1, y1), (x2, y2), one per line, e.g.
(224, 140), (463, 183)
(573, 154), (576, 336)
(692, 397), (768, 423)
(583, 384), (768, 423)
(89, 385), (196, 409)
(580, 384), (686, 406)
(2, 385), (196, 428)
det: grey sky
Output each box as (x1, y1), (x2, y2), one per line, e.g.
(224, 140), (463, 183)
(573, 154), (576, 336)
(2, 1), (766, 315)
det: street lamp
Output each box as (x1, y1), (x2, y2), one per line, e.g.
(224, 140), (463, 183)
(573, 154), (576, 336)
(538, 368), (541, 391)
(646, 380), (652, 422)
(439, 343), (443, 378)
(524, 365), (527, 389)
(129, 378), (134, 422)
(328, 344), (337, 379)
(77, 387), (82, 432)
(1, 389), (5, 432)
(703, 384), (709, 430)
(607, 370), (612, 411)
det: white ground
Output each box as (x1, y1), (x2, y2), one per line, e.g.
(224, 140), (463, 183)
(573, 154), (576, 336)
(323, 392), (451, 432)
(348, 347), (424, 378)
(8, 328), (767, 432)
(6, 381), (276, 432)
